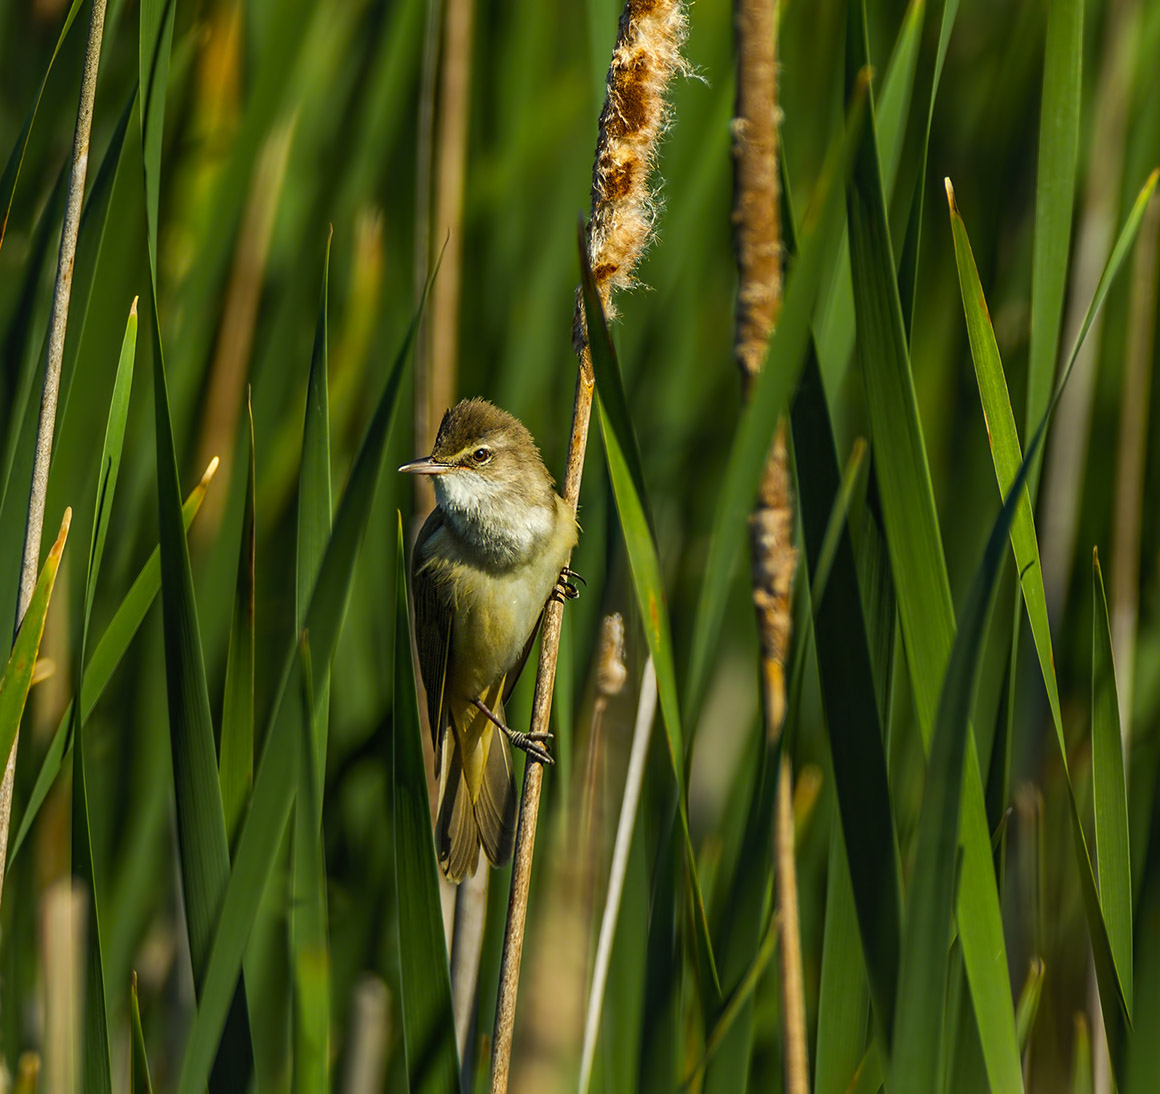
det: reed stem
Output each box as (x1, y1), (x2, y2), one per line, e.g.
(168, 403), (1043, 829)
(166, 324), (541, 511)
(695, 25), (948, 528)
(1, 0), (108, 905)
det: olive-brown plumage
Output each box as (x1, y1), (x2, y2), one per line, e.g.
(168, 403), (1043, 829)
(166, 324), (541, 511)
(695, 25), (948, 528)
(401, 399), (578, 881)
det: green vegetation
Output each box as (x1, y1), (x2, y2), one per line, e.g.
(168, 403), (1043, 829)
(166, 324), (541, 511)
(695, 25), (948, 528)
(0, 0), (1158, 1089)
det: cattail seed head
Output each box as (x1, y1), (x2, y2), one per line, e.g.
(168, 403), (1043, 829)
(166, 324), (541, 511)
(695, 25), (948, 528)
(596, 613), (628, 698)
(576, 0), (690, 350)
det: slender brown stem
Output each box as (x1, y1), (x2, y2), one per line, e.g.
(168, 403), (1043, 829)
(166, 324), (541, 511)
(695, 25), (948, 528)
(732, 0), (808, 1089)
(491, 2), (688, 1083)
(1, 0), (108, 905)
(490, 362), (594, 1094)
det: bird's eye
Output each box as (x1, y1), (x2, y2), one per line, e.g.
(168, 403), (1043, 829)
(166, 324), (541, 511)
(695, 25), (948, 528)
(472, 447), (491, 464)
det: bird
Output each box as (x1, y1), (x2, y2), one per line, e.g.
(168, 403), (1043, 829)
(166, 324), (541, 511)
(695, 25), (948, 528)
(400, 398), (580, 882)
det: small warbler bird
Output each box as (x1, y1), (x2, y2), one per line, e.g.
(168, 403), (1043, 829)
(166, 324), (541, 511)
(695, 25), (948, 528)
(400, 399), (579, 882)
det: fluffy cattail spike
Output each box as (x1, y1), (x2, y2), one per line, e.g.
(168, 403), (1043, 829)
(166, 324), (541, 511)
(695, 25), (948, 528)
(576, 0), (690, 351)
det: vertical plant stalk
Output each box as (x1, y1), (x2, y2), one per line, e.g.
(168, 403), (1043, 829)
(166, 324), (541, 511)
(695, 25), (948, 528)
(1111, 192), (1158, 756)
(578, 658), (657, 1093)
(0, 0), (108, 903)
(450, 867), (488, 1067)
(490, 4), (688, 1090)
(428, 0), (475, 451)
(731, 0), (807, 1090)
(1039, 0), (1134, 624)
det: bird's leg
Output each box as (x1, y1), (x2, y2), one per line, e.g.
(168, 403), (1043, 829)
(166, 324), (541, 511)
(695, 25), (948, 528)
(550, 567), (585, 604)
(471, 697), (555, 766)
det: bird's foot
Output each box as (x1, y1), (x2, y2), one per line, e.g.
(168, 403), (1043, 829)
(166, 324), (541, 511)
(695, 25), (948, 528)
(550, 567), (585, 604)
(471, 697), (555, 765)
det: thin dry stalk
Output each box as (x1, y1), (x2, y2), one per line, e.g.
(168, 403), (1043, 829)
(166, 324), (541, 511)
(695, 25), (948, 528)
(341, 976), (391, 1094)
(578, 658), (657, 1094)
(428, 0), (475, 450)
(451, 866), (489, 1069)
(412, 0), (443, 518)
(194, 116), (295, 541)
(731, 0), (807, 1089)
(1, 0), (108, 908)
(41, 879), (86, 1094)
(490, 4), (688, 1090)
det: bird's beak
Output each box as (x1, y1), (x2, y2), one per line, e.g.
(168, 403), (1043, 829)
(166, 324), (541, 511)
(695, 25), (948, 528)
(398, 456), (452, 476)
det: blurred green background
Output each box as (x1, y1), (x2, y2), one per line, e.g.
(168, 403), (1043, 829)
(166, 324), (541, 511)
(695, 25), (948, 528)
(1, 0), (1158, 1089)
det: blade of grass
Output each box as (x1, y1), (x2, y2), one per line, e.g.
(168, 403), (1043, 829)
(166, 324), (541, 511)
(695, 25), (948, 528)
(72, 299), (138, 1094)
(579, 234), (720, 994)
(946, 172), (1158, 1060)
(152, 296), (254, 1084)
(896, 0), (959, 337)
(792, 346), (901, 1046)
(1026, 0), (1082, 460)
(392, 515), (460, 1092)
(1015, 958), (1045, 1053)
(814, 815), (870, 1094)
(844, 4), (1021, 1086)
(130, 973), (153, 1094)
(220, 398), (255, 852)
(0, 509), (71, 808)
(1092, 551), (1132, 1009)
(140, 0), (175, 270)
(0, 0), (86, 252)
(292, 637), (331, 1091)
(290, 233), (335, 1091)
(891, 406), (1039, 1094)
(296, 228), (333, 795)
(176, 274), (427, 1094)
(8, 462), (218, 864)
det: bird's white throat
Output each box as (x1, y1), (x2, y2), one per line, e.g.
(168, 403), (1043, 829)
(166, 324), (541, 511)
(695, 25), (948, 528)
(434, 470), (556, 566)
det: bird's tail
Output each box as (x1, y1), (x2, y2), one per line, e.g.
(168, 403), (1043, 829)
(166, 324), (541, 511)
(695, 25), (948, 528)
(435, 699), (517, 883)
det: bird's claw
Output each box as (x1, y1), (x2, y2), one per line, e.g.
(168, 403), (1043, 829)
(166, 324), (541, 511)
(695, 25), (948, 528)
(551, 567), (584, 604)
(506, 729), (555, 766)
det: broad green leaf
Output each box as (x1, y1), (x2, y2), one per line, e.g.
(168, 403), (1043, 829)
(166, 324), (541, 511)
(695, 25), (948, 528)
(8, 464), (218, 864)
(151, 294), (254, 1084)
(220, 399), (256, 852)
(1093, 552), (1132, 1008)
(892, 407), (1038, 1094)
(0, 509), (71, 821)
(176, 273), (426, 1094)
(73, 299), (138, 1094)
(876, 0), (924, 202)
(579, 231), (721, 993)
(946, 172), (1159, 1062)
(685, 77), (868, 724)
(793, 347), (900, 1046)
(130, 973), (153, 1094)
(814, 815), (871, 1094)
(1027, 0), (1083, 458)
(0, 0), (85, 252)
(292, 638), (331, 1091)
(844, 3), (1020, 1086)
(392, 516), (458, 1093)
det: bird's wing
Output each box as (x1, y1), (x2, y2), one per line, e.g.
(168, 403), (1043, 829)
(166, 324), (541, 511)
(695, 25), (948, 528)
(412, 510), (453, 766)
(502, 607), (544, 706)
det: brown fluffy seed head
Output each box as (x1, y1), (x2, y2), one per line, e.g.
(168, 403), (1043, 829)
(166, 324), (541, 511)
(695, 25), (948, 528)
(577, 0), (689, 343)
(596, 613), (628, 698)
